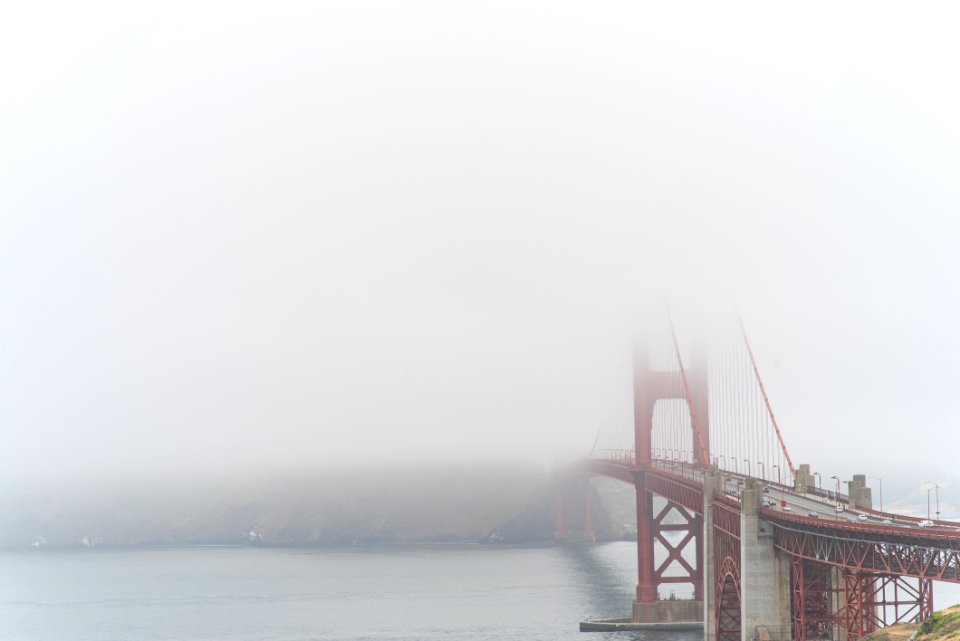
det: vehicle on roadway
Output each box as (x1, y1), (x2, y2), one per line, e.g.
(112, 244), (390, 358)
(858, 514), (868, 521)
(918, 520), (934, 528)
(807, 511), (819, 518)
(835, 505), (845, 513)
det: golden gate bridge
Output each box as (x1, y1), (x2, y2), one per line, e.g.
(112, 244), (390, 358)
(556, 314), (958, 641)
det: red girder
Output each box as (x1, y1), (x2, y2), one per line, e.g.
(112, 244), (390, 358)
(791, 558), (836, 641)
(839, 572), (933, 640)
(643, 468), (705, 515)
(652, 502), (702, 594)
(768, 514), (960, 583)
(573, 459), (705, 514)
(713, 495), (742, 539)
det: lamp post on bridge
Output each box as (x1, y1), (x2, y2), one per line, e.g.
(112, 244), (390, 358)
(868, 475), (883, 513)
(719, 454), (726, 470)
(758, 461), (765, 482)
(743, 458), (750, 478)
(935, 484), (941, 521)
(831, 475), (841, 518)
(926, 484), (941, 522)
(731, 458), (738, 474)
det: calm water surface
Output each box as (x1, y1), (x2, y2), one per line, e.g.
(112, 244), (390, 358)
(0, 542), (703, 641)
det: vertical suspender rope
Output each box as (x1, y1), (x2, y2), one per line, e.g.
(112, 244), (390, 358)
(724, 338), (729, 471)
(668, 316), (710, 467)
(734, 332), (749, 469)
(737, 313), (796, 478)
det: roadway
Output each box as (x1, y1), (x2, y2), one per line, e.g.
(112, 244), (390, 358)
(652, 458), (958, 534)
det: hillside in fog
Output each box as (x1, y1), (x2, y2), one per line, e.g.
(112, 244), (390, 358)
(0, 465), (636, 548)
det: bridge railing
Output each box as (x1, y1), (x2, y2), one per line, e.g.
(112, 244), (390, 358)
(651, 457), (703, 483)
(592, 448), (636, 465)
(804, 484), (849, 503)
(589, 451), (706, 484)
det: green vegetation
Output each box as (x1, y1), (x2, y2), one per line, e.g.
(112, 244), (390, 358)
(860, 605), (960, 641)
(916, 606), (960, 640)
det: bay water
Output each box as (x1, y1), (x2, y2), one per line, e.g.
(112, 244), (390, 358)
(0, 542), (698, 641)
(5, 543), (958, 641)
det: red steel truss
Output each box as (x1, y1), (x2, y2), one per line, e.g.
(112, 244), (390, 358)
(634, 469), (706, 604)
(777, 518), (939, 641)
(770, 517), (960, 582)
(840, 571), (933, 638)
(791, 558), (840, 641)
(652, 501), (703, 599)
(644, 468), (705, 515)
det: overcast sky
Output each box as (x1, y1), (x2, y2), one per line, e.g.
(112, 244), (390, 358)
(2, 2), (958, 490)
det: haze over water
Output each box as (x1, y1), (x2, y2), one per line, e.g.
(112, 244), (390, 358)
(4, 2), (960, 640)
(1, 543), (682, 641)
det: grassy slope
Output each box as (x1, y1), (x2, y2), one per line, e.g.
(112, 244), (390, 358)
(860, 605), (960, 641)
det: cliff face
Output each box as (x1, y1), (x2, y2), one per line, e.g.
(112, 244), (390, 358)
(0, 465), (636, 548)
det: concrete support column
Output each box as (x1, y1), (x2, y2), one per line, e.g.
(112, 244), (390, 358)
(703, 467), (721, 641)
(848, 475), (873, 511)
(830, 567), (847, 641)
(794, 464), (812, 493)
(740, 479), (792, 641)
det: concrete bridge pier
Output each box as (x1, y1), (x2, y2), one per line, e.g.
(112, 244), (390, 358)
(703, 467), (722, 641)
(830, 567), (848, 641)
(741, 478), (792, 641)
